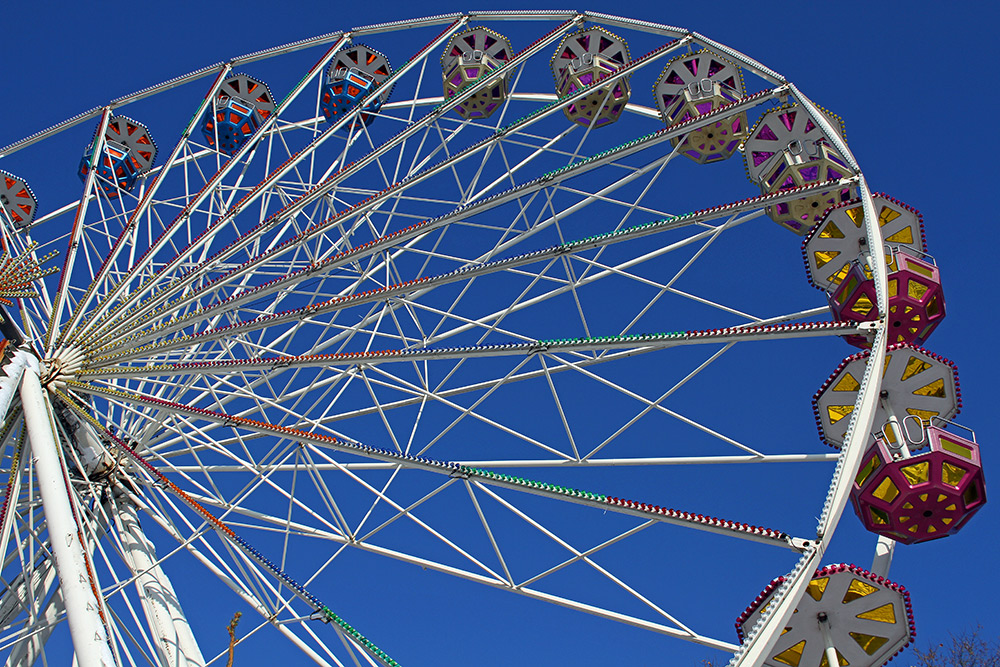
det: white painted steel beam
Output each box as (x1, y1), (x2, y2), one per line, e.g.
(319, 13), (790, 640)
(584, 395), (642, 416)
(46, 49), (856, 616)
(51, 65), (234, 349)
(88, 20), (686, 344)
(112, 498), (205, 667)
(160, 453), (841, 473)
(19, 366), (115, 667)
(76, 21), (476, 342)
(44, 108), (112, 353)
(871, 535), (895, 578)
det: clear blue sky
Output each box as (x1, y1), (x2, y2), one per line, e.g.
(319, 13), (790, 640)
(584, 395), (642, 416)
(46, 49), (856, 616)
(1, 1), (998, 665)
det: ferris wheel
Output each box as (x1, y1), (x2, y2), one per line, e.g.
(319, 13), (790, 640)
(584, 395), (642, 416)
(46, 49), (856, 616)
(0, 11), (983, 667)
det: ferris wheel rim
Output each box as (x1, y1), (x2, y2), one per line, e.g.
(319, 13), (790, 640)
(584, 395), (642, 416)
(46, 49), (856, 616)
(0, 12), (898, 667)
(0, 10), (798, 161)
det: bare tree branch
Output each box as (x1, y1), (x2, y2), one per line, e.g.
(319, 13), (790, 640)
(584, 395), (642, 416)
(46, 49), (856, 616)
(226, 612), (243, 667)
(911, 625), (999, 667)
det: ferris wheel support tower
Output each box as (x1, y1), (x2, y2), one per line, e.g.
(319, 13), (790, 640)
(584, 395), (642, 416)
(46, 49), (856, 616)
(19, 359), (116, 667)
(15, 353), (205, 667)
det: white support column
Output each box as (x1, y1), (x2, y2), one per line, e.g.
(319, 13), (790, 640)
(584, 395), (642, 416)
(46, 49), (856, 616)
(871, 534), (896, 578)
(112, 497), (205, 667)
(19, 367), (115, 667)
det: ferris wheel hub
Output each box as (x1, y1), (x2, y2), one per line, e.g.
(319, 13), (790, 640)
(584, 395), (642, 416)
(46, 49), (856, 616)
(43, 345), (85, 389)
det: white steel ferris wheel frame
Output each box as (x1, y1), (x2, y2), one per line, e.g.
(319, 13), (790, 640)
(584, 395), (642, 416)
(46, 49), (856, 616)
(0, 11), (892, 667)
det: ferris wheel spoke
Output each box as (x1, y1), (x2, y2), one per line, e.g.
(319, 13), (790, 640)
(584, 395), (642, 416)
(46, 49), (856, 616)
(45, 108), (113, 351)
(305, 435), (793, 588)
(53, 67), (238, 351)
(159, 451), (839, 473)
(73, 16), (522, 341)
(74, 29), (735, 353)
(342, 517), (740, 651)
(66, 37), (357, 343)
(155, 418), (301, 506)
(411, 179), (841, 348)
(82, 138), (517, 346)
(77, 87), (789, 353)
(397, 224), (757, 351)
(64, 420), (409, 667)
(107, 300), (853, 440)
(74, 323), (858, 466)
(62, 379), (805, 551)
(310, 350), (728, 453)
(78, 184), (837, 370)
(117, 421), (353, 547)
(271, 447), (773, 650)
(343, 463), (799, 627)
